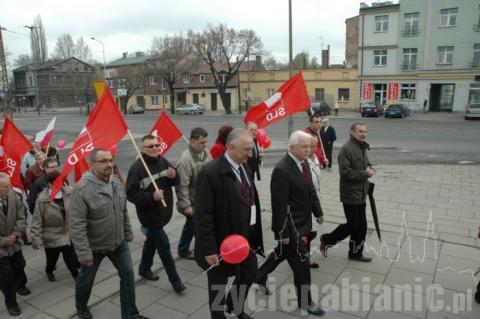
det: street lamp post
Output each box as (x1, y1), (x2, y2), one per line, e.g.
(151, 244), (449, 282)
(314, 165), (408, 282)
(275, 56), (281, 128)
(90, 37), (106, 80)
(287, 0), (294, 137)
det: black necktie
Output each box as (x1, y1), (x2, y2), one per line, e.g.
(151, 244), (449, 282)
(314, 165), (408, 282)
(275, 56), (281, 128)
(239, 167), (251, 204)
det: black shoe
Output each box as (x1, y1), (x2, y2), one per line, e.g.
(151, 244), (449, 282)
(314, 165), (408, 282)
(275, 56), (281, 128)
(16, 286), (31, 296)
(320, 236), (328, 258)
(178, 251), (195, 260)
(236, 313), (253, 319)
(310, 262), (319, 269)
(256, 284), (272, 295)
(348, 256), (372, 263)
(172, 281), (186, 293)
(133, 316), (150, 319)
(139, 270), (159, 281)
(475, 291), (480, 304)
(47, 272), (57, 282)
(77, 309), (92, 319)
(7, 306), (21, 316)
(306, 304), (325, 316)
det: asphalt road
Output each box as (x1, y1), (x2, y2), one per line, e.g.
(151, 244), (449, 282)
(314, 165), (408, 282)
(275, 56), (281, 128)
(7, 111), (480, 175)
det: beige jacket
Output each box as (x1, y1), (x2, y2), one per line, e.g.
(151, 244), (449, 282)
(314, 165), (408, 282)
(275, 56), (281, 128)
(0, 190), (26, 258)
(30, 188), (71, 248)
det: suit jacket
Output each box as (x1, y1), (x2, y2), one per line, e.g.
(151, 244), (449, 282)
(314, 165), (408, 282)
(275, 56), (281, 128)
(0, 190), (26, 258)
(320, 125), (337, 149)
(247, 138), (262, 181)
(195, 155), (263, 270)
(271, 154), (323, 241)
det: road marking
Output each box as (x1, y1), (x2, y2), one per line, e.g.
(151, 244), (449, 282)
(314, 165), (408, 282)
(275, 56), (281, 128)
(399, 149), (410, 153)
(458, 160), (475, 164)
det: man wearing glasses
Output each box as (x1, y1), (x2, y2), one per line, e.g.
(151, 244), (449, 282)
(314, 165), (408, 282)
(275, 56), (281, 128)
(69, 148), (148, 319)
(126, 135), (185, 292)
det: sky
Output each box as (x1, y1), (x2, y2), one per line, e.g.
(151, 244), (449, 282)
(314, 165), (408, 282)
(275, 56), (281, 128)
(1, 0), (380, 67)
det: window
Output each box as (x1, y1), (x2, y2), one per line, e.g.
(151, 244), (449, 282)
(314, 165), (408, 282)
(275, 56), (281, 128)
(29, 75), (33, 87)
(404, 13), (419, 35)
(440, 8), (457, 27)
(243, 89), (249, 99)
(315, 88), (325, 101)
(117, 79), (126, 88)
(473, 44), (480, 67)
(199, 74), (205, 82)
(437, 46), (454, 64)
(107, 79), (114, 88)
(375, 15), (389, 32)
(161, 78), (166, 90)
(149, 75), (156, 85)
(374, 50), (388, 66)
(193, 93), (199, 104)
(338, 88), (350, 102)
(400, 84), (416, 100)
(183, 75), (190, 84)
(151, 95), (159, 105)
(267, 88), (275, 97)
(402, 48), (418, 70)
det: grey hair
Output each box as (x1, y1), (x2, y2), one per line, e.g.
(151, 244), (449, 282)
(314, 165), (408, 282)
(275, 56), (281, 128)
(226, 128), (252, 147)
(88, 148), (110, 162)
(288, 130), (311, 148)
(322, 117), (329, 123)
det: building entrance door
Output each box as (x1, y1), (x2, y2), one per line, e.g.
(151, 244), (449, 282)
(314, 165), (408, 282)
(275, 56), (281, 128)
(373, 83), (387, 106)
(430, 84), (455, 112)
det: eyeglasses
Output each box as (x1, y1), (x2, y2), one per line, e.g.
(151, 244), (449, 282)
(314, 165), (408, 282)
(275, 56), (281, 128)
(143, 144), (161, 149)
(93, 159), (114, 164)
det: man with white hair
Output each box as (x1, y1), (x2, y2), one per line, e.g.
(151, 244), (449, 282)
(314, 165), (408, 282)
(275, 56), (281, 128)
(0, 172), (30, 316)
(255, 130), (325, 316)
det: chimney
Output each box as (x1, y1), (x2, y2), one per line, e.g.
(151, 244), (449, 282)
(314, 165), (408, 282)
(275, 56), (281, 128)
(255, 55), (262, 70)
(135, 51), (145, 57)
(122, 52), (128, 59)
(321, 45), (330, 68)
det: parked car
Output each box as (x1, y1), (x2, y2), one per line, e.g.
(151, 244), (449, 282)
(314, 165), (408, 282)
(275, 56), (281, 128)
(384, 104), (410, 118)
(175, 103), (205, 115)
(465, 104), (480, 120)
(128, 105), (145, 114)
(311, 102), (331, 116)
(360, 102), (384, 117)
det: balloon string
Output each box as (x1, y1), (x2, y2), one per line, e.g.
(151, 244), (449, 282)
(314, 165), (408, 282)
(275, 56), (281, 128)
(202, 247), (262, 273)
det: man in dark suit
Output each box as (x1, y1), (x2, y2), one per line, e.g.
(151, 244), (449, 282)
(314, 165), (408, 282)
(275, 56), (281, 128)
(319, 118), (337, 170)
(245, 122), (262, 181)
(255, 130), (325, 316)
(195, 128), (262, 319)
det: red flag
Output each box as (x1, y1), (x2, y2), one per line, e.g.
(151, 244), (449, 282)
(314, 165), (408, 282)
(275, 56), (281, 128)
(149, 111), (183, 156)
(35, 116), (56, 147)
(243, 71), (311, 129)
(74, 157), (89, 182)
(0, 116), (34, 190)
(50, 88), (128, 199)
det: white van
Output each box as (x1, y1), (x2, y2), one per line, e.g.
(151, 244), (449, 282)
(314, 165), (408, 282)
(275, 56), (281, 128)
(465, 84), (480, 120)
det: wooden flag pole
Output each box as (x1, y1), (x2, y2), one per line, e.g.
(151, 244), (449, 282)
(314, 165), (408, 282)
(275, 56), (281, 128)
(126, 129), (167, 207)
(182, 135), (189, 144)
(45, 143), (50, 156)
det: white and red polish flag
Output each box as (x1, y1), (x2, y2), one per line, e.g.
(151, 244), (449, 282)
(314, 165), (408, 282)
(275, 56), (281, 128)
(34, 117), (56, 147)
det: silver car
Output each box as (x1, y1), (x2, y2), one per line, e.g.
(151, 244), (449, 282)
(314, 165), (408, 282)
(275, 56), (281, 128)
(175, 103), (205, 115)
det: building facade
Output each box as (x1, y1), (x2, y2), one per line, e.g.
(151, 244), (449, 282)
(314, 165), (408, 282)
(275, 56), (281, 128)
(358, 0), (480, 112)
(345, 15), (360, 68)
(13, 57), (96, 109)
(239, 68), (358, 111)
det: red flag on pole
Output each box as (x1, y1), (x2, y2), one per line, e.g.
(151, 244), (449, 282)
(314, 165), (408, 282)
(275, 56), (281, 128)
(149, 111), (183, 156)
(243, 71), (311, 129)
(0, 116), (34, 190)
(34, 116), (56, 147)
(50, 88), (128, 199)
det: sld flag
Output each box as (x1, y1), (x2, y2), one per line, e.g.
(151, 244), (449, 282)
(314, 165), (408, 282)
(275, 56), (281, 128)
(243, 72), (311, 129)
(149, 111), (183, 156)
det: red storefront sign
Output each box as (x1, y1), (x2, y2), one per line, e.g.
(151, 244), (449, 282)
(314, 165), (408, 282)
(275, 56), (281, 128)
(388, 83), (399, 100)
(362, 83), (372, 100)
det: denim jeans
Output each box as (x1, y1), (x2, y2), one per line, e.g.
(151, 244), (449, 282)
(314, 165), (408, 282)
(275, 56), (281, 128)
(139, 227), (181, 285)
(75, 240), (138, 319)
(177, 216), (195, 255)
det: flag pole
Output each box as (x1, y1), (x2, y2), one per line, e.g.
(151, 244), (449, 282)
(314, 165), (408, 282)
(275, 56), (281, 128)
(182, 135), (189, 144)
(45, 143), (50, 156)
(126, 129), (167, 207)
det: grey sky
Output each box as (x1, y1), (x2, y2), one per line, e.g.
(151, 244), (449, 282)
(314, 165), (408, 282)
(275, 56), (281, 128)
(2, 0), (376, 66)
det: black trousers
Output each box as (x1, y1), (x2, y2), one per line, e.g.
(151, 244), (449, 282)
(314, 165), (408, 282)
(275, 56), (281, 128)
(207, 251), (257, 319)
(45, 245), (79, 278)
(324, 145), (333, 168)
(255, 240), (312, 309)
(322, 203), (367, 258)
(0, 251), (27, 308)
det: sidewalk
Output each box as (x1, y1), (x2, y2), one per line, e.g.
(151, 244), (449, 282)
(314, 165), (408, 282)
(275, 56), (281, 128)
(3, 164), (479, 319)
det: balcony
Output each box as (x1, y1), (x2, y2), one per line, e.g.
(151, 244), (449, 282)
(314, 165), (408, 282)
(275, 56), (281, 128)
(400, 28), (420, 37)
(400, 64), (418, 71)
(469, 61), (480, 69)
(473, 24), (480, 32)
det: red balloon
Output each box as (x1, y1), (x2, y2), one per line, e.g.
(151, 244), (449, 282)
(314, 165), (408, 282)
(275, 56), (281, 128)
(261, 137), (272, 149)
(56, 139), (65, 149)
(109, 144), (118, 157)
(220, 234), (250, 264)
(256, 129), (267, 144)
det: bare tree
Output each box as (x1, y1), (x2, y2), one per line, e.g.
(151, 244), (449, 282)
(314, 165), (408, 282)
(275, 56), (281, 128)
(30, 15), (48, 63)
(115, 65), (145, 114)
(148, 33), (196, 114)
(292, 50), (319, 69)
(53, 34), (92, 61)
(188, 24), (263, 114)
(14, 54), (32, 67)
